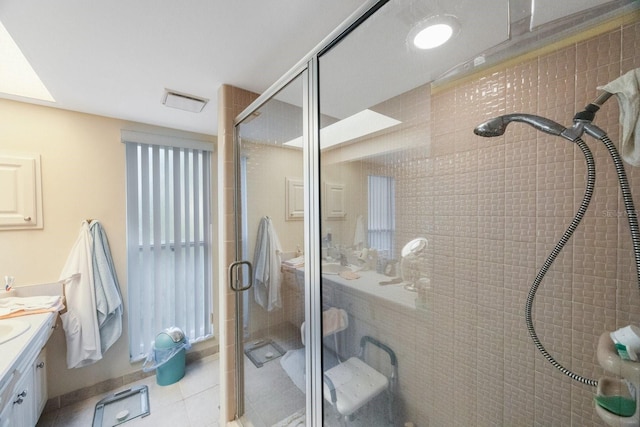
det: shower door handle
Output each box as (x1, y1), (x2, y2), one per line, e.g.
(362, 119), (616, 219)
(229, 260), (253, 292)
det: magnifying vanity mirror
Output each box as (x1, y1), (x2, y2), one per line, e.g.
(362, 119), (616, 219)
(400, 237), (428, 291)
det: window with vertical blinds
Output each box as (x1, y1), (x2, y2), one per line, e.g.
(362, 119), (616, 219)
(124, 134), (213, 361)
(368, 175), (395, 258)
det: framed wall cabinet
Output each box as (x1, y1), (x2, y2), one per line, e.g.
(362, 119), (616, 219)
(324, 182), (346, 220)
(286, 177), (304, 221)
(0, 152), (43, 230)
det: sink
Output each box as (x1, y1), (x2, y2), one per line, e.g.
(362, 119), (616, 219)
(322, 263), (359, 275)
(0, 319), (31, 345)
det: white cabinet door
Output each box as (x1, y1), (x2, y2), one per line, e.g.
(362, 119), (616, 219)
(286, 177), (304, 220)
(325, 182), (346, 219)
(0, 153), (43, 230)
(9, 365), (35, 427)
(33, 348), (47, 418)
(0, 397), (12, 427)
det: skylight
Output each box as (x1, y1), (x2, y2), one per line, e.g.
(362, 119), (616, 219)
(0, 20), (55, 102)
(284, 109), (401, 149)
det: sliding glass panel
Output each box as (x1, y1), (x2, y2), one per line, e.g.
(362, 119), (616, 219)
(235, 72), (308, 426)
(318, 3), (436, 424)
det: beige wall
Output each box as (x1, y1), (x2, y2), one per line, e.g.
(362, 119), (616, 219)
(242, 142), (304, 338)
(0, 98), (218, 398)
(243, 142), (304, 256)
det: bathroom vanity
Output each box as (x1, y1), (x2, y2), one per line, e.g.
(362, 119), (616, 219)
(320, 269), (419, 309)
(282, 262), (428, 339)
(0, 312), (56, 427)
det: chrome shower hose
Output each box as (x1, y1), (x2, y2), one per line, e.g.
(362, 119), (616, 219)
(600, 135), (640, 287)
(526, 134), (640, 387)
(524, 136), (598, 386)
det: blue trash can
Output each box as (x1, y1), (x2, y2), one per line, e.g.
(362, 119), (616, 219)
(154, 328), (187, 386)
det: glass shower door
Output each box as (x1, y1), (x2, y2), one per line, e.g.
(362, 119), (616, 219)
(234, 72), (309, 426)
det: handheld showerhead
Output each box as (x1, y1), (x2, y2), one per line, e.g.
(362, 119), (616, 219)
(474, 116), (510, 137)
(474, 114), (566, 138)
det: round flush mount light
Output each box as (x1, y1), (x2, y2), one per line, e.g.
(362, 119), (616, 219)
(409, 15), (460, 50)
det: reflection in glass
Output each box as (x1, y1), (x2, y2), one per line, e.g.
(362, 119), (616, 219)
(235, 74), (307, 426)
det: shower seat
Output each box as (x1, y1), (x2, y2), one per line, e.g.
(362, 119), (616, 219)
(323, 335), (397, 427)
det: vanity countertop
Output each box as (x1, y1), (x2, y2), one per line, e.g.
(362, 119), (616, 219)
(0, 312), (56, 392)
(286, 264), (422, 309)
(322, 269), (419, 309)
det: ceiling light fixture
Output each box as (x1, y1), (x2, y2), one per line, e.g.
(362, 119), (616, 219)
(409, 15), (460, 50)
(162, 89), (208, 113)
(0, 20), (55, 102)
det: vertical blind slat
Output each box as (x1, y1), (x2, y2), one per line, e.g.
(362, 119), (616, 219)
(166, 149), (175, 324)
(173, 149), (184, 332)
(182, 150), (190, 330)
(192, 151), (201, 338)
(125, 143), (141, 357)
(202, 152), (212, 336)
(140, 145), (153, 357)
(152, 146), (163, 339)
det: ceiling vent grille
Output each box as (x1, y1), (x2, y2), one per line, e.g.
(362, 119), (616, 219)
(162, 90), (208, 113)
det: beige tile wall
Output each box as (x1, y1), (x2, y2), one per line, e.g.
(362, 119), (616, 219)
(354, 19), (640, 426)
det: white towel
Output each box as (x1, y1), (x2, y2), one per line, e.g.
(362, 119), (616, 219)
(59, 221), (102, 369)
(283, 255), (305, 268)
(300, 307), (348, 345)
(90, 221), (123, 354)
(598, 68), (640, 166)
(0, 295), (64, 317)
(280, 349), (306, 393)
(323, 307), (349, 336)
(252, 217), (283, 311)
(353, 214), (365, 249)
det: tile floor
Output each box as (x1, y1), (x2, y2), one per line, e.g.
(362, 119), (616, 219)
(35, 331), (391, 427)
(239, 326), (391, 427)
(243, 349), (305, 427)
(36, 353), (221, 427)
(242, 326), (307, 427)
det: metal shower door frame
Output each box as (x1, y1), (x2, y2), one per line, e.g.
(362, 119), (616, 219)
(231, 1), (388, 424)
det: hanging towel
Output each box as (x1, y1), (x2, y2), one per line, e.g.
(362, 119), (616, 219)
(300, 307), (348, 345)
(59, 221), (102, 369)
(353, 214), (365, 249)
(90, 221), (123, 354)
(322, 307), (349, 336)
(598, 68), (640, 166)
(252, 216), (283, 311)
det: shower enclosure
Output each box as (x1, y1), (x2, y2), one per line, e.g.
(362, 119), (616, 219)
(229, 1), (640, 425)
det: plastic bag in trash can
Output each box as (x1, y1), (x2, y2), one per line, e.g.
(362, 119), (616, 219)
(142, 327), (192, 372)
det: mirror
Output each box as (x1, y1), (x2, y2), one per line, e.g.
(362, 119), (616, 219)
(401, 237), (428, 258)
(400, 237), (428, 291)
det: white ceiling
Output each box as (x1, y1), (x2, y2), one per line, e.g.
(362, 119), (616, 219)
(0, 0), (633, 137)
(0, 0), (365, 136)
